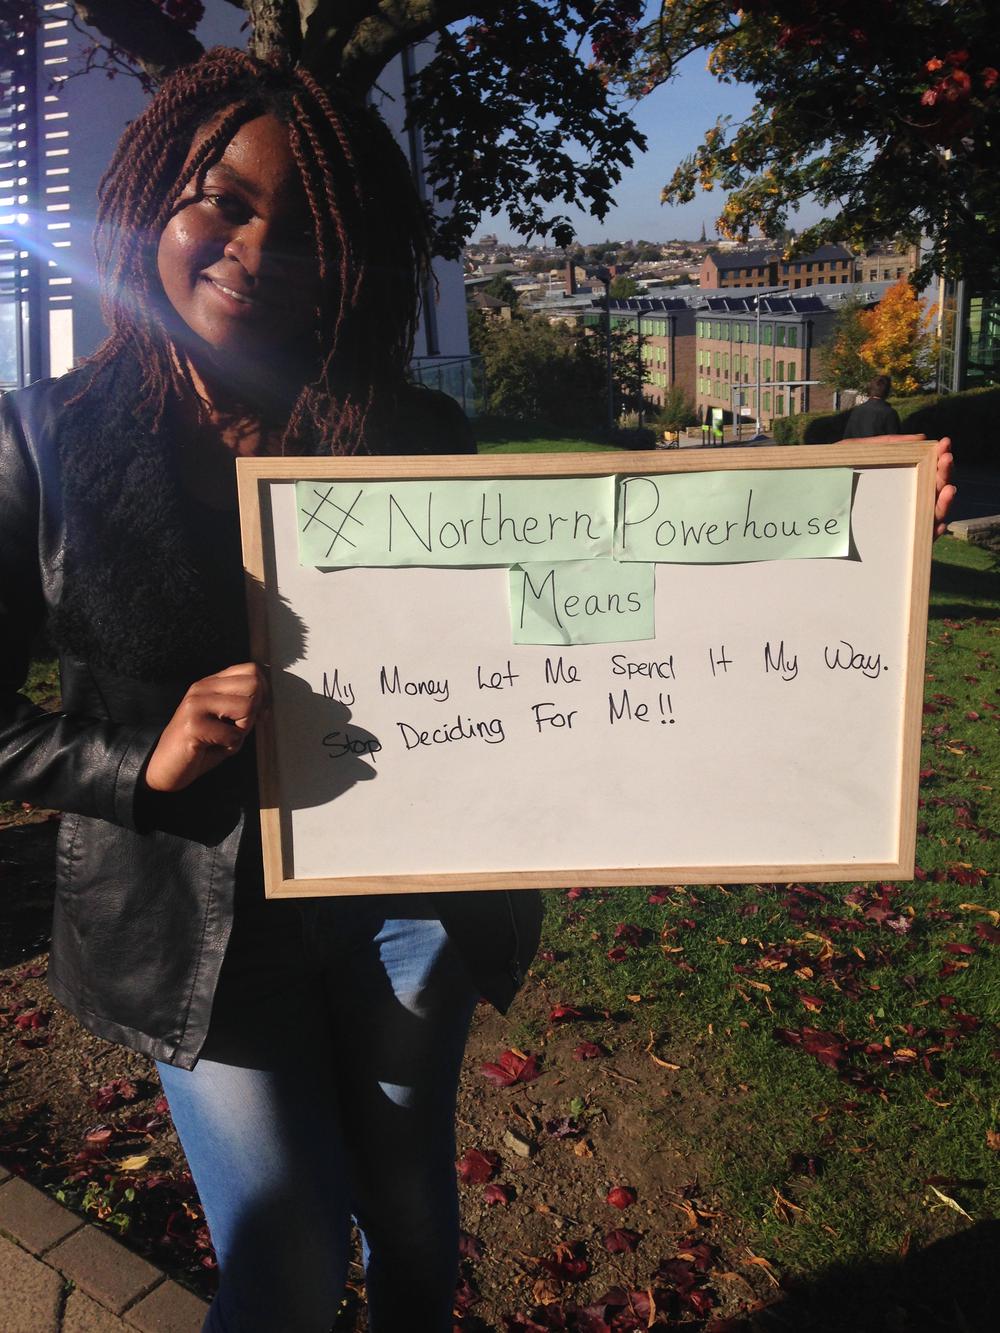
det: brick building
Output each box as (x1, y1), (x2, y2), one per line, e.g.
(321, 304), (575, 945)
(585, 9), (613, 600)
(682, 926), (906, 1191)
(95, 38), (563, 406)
(700, 243), (854, 291)
(854, 244), (919, 284)
(694, 294), (836, 427)
(587, 297), (696, 410)
(699, 247), (776, 290)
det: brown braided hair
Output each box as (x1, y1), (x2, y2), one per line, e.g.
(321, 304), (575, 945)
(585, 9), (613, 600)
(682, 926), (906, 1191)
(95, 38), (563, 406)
(88, 47), (432, 455)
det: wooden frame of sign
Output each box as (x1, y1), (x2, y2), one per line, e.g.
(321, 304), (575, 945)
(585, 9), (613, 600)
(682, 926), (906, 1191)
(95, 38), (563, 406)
(237, 443), (936, 897)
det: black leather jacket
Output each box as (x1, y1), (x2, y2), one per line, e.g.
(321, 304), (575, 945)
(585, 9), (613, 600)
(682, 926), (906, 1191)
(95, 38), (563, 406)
(0, 373), (541, 1068)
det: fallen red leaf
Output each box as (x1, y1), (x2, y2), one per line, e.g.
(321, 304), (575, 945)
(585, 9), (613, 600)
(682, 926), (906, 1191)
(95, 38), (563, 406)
(458, 1230), (484, 1261)
(573, 1042), (603, 1061)
(549, 1004), (584, 1023)
(13, 1009), (50, 1030)
(606, 1185), (636, 1210)
(603, 1228), (641, 1253)
(482, 1182), (514, 1206)
(606, 946), (628, 963)
(540, 1241), (589, 1281)
(481, 1049), (541, 1087)
(457, 1148), (499, 1184)
(89, 1078), (139, 1112)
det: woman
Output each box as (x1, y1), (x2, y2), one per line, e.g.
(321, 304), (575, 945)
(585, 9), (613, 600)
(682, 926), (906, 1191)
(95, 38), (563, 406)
(0, 48), (540, 1332)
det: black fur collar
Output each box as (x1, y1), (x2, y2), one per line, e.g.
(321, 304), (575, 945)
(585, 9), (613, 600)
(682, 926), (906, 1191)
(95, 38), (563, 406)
(49, 354), (250, 684)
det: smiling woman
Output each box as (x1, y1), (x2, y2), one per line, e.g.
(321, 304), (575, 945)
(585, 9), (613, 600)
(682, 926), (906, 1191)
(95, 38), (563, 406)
(0, 46), (541, 1333)
(157, 114), (319, 368)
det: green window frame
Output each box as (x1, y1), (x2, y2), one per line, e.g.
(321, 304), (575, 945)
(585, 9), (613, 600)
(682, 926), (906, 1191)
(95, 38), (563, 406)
(787, 327), (798, 347)
(776, 326), (786, 347)
(762, 325), (772, 346)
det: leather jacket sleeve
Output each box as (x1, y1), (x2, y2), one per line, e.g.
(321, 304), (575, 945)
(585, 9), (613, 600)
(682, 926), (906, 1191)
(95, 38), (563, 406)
(0, 390), (164, 829)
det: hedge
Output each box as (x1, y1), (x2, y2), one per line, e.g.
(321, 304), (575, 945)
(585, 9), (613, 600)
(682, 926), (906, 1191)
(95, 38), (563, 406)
(771, 386), (1000, 462)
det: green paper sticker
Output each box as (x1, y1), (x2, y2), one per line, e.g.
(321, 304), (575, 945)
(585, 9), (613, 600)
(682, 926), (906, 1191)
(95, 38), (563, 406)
(296, 476), (616, 567)
(509, 560), (656, 645)
(616, 468), (853, 563)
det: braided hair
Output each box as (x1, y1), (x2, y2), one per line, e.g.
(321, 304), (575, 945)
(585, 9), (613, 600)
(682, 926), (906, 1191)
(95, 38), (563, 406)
(89, 47), (432, 455)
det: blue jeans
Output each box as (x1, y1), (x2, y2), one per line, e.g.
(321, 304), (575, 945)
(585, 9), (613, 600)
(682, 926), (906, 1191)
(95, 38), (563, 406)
(156, 894), (478, 1333)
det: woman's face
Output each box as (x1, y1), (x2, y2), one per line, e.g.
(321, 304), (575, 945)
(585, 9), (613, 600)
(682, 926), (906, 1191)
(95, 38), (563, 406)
(156, 112), (319, 369)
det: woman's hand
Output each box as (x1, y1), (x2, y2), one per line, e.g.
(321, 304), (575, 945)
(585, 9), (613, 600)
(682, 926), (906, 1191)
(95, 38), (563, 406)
(933, 437), (956, 538)
(144, 663), (269, 793)
(847, 433), (956, 538)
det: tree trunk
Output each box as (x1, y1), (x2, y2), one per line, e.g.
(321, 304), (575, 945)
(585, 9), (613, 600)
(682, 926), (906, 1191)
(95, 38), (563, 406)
(246, 0), (302, 63)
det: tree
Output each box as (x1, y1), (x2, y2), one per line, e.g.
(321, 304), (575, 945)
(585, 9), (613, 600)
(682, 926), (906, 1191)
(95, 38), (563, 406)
(821, 296), (875, 395)
(616, 1), (1000, 284)
(608, 275), (639, 299)
(469, 311), (603, 427)
(2, 0), (647, 256)
(579, 321), (646, 421)
(654, 384), (698, 432)
(857, 279), (936, 394)
(481, 275), (520, 308)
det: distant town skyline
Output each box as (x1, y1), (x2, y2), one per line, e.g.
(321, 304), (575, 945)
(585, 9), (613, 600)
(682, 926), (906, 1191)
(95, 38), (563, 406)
(479, 52), (827, 247)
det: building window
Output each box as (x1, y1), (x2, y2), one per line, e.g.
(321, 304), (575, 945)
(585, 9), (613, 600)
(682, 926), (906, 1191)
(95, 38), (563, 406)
(787, 360), (796, 381)
(763, 391), (771, 413)
(776, 360), (785, 383)
(786, 327), (797, 347)
(762, 325), (772, 345)
(776, 394), (785, 415)
(742, 355), (750, 377)
(776, 326), (786, 347)
(722, 353), (729, 375)
(764, 358), (772, 380)
(714, 351), (720, 371)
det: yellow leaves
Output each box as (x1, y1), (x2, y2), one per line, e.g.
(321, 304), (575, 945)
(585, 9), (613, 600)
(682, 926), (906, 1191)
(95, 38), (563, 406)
(645, 1030), (681, 1070)
(926, 1183), (973, 1222)
(116, 1154), (150, 1172)
(959, 902), (1000, 926)
(858, 278), (936, 389)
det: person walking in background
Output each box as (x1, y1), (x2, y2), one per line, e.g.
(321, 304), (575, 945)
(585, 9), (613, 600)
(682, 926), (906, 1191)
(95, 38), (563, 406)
(844, 374), (903, 438)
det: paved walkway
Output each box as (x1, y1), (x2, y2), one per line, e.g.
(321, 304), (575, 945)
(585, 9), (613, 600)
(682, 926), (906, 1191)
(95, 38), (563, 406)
(0, 1165), (208, 1333)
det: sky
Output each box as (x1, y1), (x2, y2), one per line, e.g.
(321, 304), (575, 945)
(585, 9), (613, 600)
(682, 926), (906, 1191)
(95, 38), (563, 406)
(481, 52), (826, 247)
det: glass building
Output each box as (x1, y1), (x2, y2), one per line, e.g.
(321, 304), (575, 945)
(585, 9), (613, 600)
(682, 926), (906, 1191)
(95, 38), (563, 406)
(938, 277), (1000, 393)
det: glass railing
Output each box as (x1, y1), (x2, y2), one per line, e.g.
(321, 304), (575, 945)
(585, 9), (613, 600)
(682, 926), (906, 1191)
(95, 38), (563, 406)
(408, 354), (484, 417)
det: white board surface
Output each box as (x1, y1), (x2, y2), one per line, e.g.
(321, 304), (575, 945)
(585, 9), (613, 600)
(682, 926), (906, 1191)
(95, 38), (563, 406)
(238, 446), (935, 894)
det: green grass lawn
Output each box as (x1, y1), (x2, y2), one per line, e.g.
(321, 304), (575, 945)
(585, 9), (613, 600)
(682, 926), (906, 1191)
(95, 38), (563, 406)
(474, 415), (619, 455)
(528, 534), (999, 1287)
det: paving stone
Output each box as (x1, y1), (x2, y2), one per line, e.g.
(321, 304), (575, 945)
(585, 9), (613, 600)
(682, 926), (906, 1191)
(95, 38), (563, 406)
(63, 1289), (129, 1333)
(0, 1176), (83, 1253)
(124, 1279), (209, 1333)
(48, 1226), (162, 1315)
(0, 1232), (64, 1333)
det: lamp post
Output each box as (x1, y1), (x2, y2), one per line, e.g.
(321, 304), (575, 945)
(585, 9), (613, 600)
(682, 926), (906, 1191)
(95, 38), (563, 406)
(594, 266), (614, 432)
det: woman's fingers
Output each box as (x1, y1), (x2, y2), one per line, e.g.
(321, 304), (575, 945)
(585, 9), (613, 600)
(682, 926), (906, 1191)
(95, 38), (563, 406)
(143, 663), (270, 793)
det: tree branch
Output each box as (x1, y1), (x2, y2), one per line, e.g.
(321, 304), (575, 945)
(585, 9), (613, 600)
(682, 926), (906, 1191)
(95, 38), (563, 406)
(69, 0), (203, 83)
(303, 0), (483, 92)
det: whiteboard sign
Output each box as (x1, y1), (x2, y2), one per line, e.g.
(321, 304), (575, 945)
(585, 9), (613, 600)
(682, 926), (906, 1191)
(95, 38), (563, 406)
(237, 445), (935, 896)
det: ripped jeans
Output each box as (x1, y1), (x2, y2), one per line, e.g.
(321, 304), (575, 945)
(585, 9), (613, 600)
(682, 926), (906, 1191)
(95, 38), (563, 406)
(156, 893), (479, 1333)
